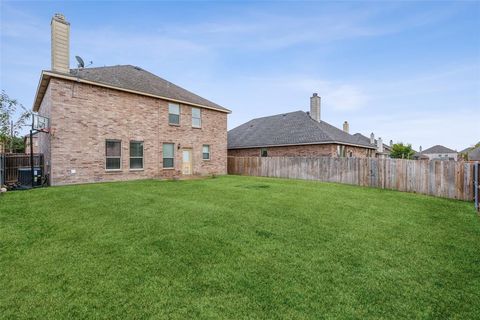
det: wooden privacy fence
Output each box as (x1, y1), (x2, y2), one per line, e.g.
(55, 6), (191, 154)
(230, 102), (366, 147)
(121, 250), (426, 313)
(228, 156), (478, 201)
(4, 154), (44, 184)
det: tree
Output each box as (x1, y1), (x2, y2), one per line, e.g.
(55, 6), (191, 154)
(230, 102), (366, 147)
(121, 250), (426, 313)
(390, 143), (415, 159)
(0, 90), (31, 153)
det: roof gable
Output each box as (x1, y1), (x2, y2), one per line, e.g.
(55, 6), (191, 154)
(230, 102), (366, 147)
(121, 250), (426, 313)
(420, 145), (457, 154)
(33, 65), (230, 113)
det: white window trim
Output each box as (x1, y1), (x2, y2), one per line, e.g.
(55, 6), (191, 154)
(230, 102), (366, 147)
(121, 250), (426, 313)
(192, 107), (202, 128)
(202, 144), (210, 160)
(163, 143), (175, 169)
(168, 103), (180, 125)
(260, 148), (268, 157)
(129, 141), (144, 171)
(106, 139), (122, 171)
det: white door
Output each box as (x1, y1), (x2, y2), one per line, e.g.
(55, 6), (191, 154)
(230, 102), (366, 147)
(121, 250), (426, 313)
(182, 149), (192, 175)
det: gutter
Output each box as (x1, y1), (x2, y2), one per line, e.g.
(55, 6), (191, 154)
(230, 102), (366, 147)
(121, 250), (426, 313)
(228, 141), (377, 150)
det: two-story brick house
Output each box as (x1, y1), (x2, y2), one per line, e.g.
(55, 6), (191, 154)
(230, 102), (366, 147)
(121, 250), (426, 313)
(33, 14), (230, 186)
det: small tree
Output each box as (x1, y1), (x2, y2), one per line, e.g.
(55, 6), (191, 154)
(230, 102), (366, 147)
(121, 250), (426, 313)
(390, 143), (415, 159)
(0, 90), (31, 153)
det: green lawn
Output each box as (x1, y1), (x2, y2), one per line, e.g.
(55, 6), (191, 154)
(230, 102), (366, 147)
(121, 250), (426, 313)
(1, 176), (479, 319)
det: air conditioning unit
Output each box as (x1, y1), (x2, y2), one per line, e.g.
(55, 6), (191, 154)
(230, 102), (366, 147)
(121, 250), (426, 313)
(18, 167), (42, 187)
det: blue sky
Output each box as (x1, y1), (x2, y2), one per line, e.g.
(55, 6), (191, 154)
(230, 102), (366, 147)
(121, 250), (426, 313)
(1, 1), (479, 150)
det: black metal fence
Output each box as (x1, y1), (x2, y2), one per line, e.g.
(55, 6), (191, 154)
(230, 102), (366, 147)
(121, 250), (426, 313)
(0, 154), (5, 186)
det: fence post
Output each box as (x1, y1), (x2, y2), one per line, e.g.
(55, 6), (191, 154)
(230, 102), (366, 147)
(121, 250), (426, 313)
(475, 162), (479, 212)
(0, 153), (4, 186)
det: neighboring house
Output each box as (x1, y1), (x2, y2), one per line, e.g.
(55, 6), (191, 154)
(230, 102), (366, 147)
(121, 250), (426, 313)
(460, 146), (480, 161)
(24, 134), (39, 154)
(351, 133), (392, 158)
(228, 93), (377, 157)
(33, 14), (230, 186)
(413, 145), (458, 161)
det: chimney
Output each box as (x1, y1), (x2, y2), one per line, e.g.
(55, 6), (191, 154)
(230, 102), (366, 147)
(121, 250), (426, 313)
(377, 137), (384, 153)
(51, 13), (70, 73)
(310, 93), (321, 122)
(390, 140), (393, 147)
(343, 121), (349, 133)
(370, 132), (375, 145)
(419, 146), (422, 152)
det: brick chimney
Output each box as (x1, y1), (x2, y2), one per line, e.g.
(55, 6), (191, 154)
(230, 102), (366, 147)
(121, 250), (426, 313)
(310, 93), (321, 122)
(51, 13), (70, 73)
(377, 137), (384, 153)
(370, 132), (375, 145)
(343, 121), (349, 133)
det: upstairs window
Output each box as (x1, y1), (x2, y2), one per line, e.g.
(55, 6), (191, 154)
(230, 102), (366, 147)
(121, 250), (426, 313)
(261, 148), (268, 157)
(106, 140), (121, 170)
(202, 145), (210, 160)
(130, 141), (144, 170)
(168, 103), (180, 125)
(163, 143), (174, 168)
(192, 108), (201, 128)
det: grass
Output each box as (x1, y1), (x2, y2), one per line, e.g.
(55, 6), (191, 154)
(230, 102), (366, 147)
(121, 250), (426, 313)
(1, 175), (479, 319)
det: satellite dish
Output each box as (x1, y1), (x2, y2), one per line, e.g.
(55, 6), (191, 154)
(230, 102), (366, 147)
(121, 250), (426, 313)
(75, 56), (85, 68)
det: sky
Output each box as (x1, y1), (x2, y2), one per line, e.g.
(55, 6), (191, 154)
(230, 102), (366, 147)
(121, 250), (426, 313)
(1, 1), (479, 151)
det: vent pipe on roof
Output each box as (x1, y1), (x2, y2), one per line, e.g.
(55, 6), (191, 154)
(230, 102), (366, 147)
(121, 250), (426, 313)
(343, 121), (349, 133)
(51, 13), (70, 73)
(370, 132), (375, 145)
(310, 93), (321, 122)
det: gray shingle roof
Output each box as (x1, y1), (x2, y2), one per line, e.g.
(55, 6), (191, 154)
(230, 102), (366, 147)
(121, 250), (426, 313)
(63, 65), (229, 112)
(352, 133), (391, 152)
(228, 111), (376, 149)
(418, 145), (457, 154)
(460, 146), (480, 160)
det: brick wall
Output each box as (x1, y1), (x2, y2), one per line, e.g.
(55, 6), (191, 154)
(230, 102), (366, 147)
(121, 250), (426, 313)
(39, 78), (227, 185)
(228, 144), (373, 158)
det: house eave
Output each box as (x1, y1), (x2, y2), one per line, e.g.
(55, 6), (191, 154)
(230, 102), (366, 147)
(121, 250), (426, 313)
(32, 71), (51, 112)
(228, 141), (377, 150)
(32, 70), (231, 113)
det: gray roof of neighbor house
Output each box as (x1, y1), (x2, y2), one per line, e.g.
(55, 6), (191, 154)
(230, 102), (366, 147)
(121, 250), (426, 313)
(228, 111), (376, 149)
(352, 133), (392, 152)
(461, 146), (480, 160)
(33, 65), (230, 113)
(417, 145), (457, 154)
